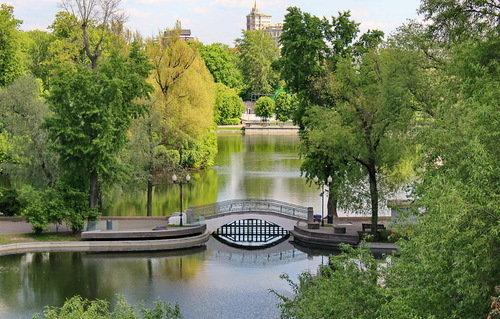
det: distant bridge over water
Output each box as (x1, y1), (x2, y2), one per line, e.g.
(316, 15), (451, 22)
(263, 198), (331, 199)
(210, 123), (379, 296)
(185, 199), (312, 232)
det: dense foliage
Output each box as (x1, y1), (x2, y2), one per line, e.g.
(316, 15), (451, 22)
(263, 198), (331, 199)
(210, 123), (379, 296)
(200, 43), (243, 91)
(33, 295), (182, 319)
(0, 1), (498, 317)
(0, 1), (218, 225)
(275, 1), (499, 318)
(236, 30), (282, 99)
(0, 4), (25, 87)
(274, 92), (297, 122)
(278, 8), (396, 230)
(254, 96), (275, 121)
(214, 83), (244, 125)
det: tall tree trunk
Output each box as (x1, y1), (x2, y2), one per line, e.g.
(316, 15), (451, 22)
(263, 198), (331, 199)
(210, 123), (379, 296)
(147, 179), (153, 217)
(89, 170), (99, 209)
(327, 191), (338, 224)
(368, 159), (379, 235)
(146, 120), (154, 217)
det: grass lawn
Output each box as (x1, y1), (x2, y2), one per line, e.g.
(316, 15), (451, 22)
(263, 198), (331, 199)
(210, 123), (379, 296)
(0, 232), (82, 245)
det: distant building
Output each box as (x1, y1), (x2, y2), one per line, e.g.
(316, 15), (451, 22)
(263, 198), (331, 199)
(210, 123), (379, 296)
(246, 1), (282, 44)
(179, 29), (195, 41)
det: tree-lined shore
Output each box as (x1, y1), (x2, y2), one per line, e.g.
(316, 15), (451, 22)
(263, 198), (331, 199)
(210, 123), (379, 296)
(0, 0), (498, 318)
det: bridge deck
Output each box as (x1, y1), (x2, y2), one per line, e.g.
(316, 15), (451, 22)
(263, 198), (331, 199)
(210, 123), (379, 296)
(186, 199), (310, 222)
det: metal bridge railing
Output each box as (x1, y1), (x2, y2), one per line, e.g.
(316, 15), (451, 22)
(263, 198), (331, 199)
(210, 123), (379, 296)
(186, 199), (310, 223)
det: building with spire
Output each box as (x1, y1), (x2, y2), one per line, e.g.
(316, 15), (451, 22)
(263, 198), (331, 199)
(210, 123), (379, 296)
(246, 1), (271, 31)
(246, 1), (283, 44)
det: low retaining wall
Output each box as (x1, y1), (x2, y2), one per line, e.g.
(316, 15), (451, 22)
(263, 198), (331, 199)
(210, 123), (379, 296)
(244, 126), (299, 135)
(81, 224), (206, 240)
(0, 231), (210, 256)
(291, 226), (360, 247)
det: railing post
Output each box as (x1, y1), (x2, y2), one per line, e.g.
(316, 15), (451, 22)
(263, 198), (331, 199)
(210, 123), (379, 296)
(307, 207), (314, 223)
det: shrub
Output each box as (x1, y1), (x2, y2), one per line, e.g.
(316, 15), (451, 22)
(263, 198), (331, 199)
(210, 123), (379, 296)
(33, 295), (182, 319)
(0, 187), (21, 216)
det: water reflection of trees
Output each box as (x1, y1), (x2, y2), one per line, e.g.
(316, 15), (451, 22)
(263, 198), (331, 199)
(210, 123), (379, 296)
(105, 167), (219, 216)
(0, 248), (207, 315)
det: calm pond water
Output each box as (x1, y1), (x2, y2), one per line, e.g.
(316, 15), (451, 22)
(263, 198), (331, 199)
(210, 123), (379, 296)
(105, 134), (326, 217)
(0, 134), (339, 318)
(0, 238), (336, 319)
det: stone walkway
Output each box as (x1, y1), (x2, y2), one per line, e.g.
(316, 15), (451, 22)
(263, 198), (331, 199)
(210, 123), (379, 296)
(0, 217), (167, 235)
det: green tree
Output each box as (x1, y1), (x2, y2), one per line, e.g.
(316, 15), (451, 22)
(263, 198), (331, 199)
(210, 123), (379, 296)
(0, 4), (25, 86)
(254, 96), (275, 121)
(18, 183), (96, 234)
(277, 8), (366, 112)
(0, 187), (20, 216)
(274, 244), (384, 319)
(125, 101), (179, 217)
(45, 42), (153, 210)
(147, 27), (217, 170)
(0, 133), (11, 164)
(214, 83), (243, 125)
(44, 0), (152, 211)
(274, 91), (297, 122)
(200, 43), (243, 92)
(235, 30), (281, 99)
(0, 75), (59, 187)
(278, 8), (406, 231)
(35, 295), (182, 319)
(276, 7), (329, 100)
(275, 4), (498, 318)
(25, 30), (54, 89)
(419, 0), (500, 42)
(304, 47), (417, 232)
(381, 18), (500, 318)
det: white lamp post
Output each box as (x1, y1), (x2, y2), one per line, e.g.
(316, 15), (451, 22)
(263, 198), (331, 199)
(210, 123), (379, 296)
(172, 173), (191, 227)
(314, 175), (333, 226)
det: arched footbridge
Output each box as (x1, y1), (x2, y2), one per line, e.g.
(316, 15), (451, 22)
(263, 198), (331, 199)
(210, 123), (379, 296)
(183, 199), (313, 232)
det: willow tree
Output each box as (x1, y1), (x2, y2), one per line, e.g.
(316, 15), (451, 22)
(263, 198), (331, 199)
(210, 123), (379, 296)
(148, 28), (216, 168)
(138, 27), (216, 215)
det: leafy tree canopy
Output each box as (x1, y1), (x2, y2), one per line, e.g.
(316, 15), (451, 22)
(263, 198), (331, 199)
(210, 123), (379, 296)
(200, 43), (243, 92)
(236, 30), (281, 99)
(214, 83), (244, 125)
(147, 27), (217, 169)
(273, 92), (295, 122)
(0, 4), (25, 86)
(254, 96), (275, 120)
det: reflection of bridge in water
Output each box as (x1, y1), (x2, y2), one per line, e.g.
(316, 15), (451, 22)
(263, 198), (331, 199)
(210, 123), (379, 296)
(206, 237), (310, 267)
(214, 219), (289, 247)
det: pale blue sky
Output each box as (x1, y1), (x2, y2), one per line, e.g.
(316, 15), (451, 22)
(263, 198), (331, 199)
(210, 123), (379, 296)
(7, 0), (423, 45)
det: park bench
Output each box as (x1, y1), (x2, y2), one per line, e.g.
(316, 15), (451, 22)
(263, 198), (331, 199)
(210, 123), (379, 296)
(362, 223), (386, 232)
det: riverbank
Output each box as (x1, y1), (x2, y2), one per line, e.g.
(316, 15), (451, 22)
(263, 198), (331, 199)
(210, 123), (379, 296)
(291, 217), (398, 254)
(0, 216), (397, 255)
(0, 217), (210, 256)
(217, 123), (299, 135)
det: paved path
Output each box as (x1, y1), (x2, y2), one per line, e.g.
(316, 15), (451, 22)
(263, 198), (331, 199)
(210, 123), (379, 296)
(0, 217), (168, 235)
(0, 219), (53, 234)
